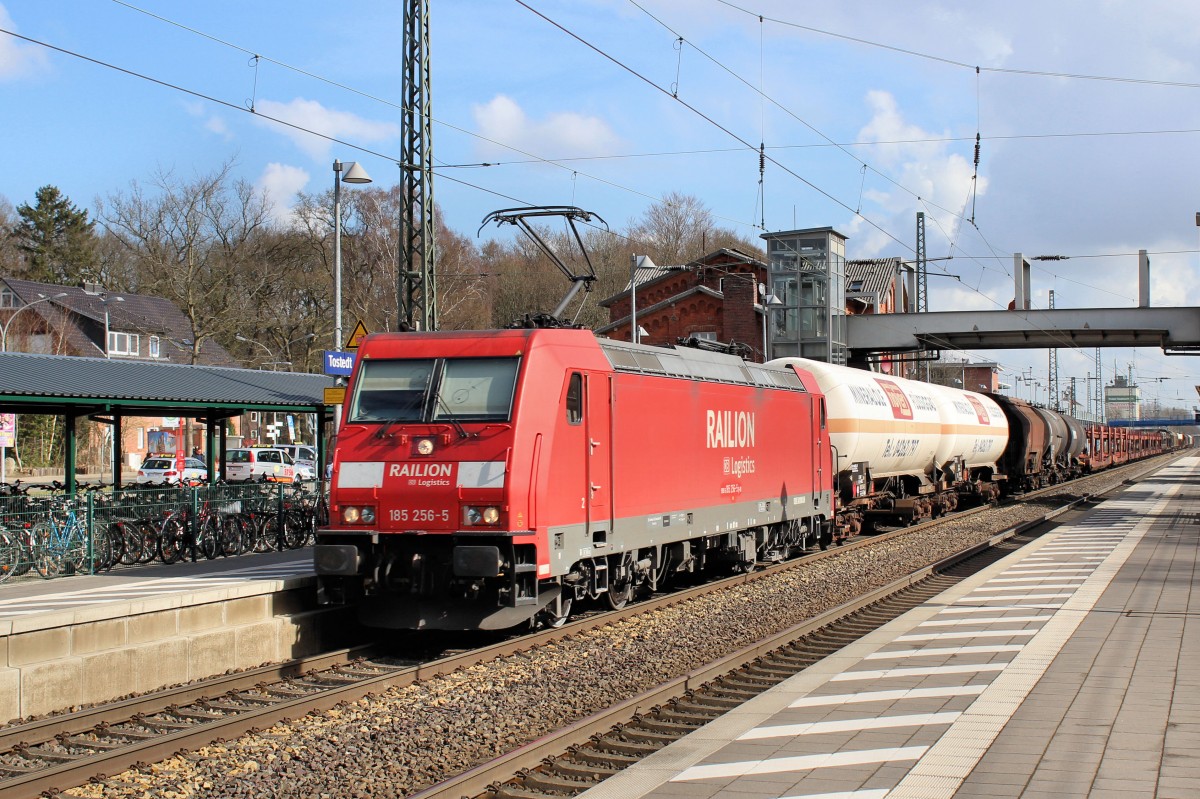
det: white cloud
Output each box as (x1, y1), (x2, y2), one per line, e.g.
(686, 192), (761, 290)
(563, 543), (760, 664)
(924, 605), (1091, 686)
(471, 94), (624, 161)
(845, 91), (986, 259)
(183, 100), (234, 142)
(257, 163), (310, 225)
(0, 4), (49, 80)
(252, 98), (399, 161)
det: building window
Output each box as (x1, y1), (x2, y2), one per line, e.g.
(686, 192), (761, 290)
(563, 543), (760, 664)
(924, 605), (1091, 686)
(847, 279), (865, 292)
(107, 331), (140, 356)
(149, 336), (160, 358)
(0, 289), (16, 308)
(693, 331), (717, 341)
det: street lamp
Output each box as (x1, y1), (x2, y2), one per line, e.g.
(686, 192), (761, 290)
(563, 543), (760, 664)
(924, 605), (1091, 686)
(333, 160), (373, 355)
(0, 292), (67, 351)
(236, 333), (274, 363)
(760, 291), (782, 362)
(333, 160), (372, 434)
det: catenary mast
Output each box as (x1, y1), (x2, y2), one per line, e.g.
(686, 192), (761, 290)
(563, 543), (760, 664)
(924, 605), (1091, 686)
(399, 0), (437, 331)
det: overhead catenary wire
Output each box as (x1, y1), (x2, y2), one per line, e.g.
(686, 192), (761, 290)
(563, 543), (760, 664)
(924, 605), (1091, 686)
(715, 0), (1200, 90)
(514, 0), (913, 255)
(11, 6), (1193, 369)
(101, 0), (1200, 269)
(106, 0), (758, 232)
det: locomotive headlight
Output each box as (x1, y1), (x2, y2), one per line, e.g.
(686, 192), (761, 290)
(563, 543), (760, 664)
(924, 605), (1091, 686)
(341, 505), (377, 525)
(464, 505), (501, 526)
(416, 438), (435, 456)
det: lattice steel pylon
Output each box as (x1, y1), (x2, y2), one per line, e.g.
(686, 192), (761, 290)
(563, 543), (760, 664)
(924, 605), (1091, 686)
(399, 0), (436, 331)
(915, 211), (928, 313)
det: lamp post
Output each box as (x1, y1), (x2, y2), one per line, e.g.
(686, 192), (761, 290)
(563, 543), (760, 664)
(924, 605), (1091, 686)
(629, 254), (661, 344)
(333, 160), (373, 355)
(236, 333), (274, 364)
(333, 159), (372, 434)
(0, 292), (67, 351)
(761, 292), (782, 362)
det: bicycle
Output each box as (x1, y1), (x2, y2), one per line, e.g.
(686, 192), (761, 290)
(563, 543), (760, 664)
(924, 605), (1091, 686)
(31, 497), (106, 578)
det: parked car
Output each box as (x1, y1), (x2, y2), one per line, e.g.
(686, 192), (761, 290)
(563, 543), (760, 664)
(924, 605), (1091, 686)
(275, 444), (318, 479)
(137, 456), (208, 485)
(223, 447), (298, 483)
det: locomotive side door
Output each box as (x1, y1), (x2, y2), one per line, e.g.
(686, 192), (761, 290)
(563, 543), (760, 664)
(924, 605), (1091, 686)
(816, 397), (827, 505)
(584, 372), (614, 539)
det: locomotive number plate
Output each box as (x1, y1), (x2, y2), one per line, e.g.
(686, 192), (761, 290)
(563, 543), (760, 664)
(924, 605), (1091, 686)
(390, 508), (451, 523)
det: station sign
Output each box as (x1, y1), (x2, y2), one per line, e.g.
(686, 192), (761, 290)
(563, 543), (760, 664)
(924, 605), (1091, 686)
(324, 350), (356, 376)
(324, 386), (347, 405)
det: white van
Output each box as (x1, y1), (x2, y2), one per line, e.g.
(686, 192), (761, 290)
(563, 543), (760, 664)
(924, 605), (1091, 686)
(224, 447), (299, 483)
(275, 444), (318, 478)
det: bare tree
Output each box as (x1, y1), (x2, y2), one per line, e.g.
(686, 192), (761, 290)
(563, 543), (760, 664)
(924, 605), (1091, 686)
(97, 161), (283, 361)
(627, 192), (762, 265)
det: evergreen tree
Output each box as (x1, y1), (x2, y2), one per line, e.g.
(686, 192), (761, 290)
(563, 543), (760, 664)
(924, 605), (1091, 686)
(12, 185), (99, 284)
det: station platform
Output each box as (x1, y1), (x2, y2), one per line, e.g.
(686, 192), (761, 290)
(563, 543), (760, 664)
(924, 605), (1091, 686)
(0, 550), (343, 723)
(582, 456), (1200, 799)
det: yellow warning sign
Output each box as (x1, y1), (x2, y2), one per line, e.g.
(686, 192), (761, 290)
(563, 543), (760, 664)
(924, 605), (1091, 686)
(344, 320), (370, 351)
(323, 387), (347, 405)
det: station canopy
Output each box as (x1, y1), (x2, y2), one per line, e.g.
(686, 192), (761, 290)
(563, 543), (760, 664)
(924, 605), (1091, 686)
(0, 352), (334, 417)
(0, 352), (337, 491)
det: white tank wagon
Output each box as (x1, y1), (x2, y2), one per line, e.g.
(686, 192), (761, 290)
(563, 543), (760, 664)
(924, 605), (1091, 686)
(769, 358), (1009, 536)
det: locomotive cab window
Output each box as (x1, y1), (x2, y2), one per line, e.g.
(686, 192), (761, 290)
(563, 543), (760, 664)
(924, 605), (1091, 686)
(349, 357), (519, 424)
(349, 359), (436, 422)
(433, 358), (519, 422)
(566, 373), (583, 425)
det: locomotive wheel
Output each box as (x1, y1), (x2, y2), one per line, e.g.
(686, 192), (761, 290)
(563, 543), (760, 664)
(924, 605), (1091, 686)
(538, 596), (573, 629)
(607, 581), (633, 610)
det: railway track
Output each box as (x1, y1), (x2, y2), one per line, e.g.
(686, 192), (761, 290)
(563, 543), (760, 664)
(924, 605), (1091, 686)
(408, 500), (1069, 799)
(0, 453), (1177, 799)
(408, 454), (1183, 799)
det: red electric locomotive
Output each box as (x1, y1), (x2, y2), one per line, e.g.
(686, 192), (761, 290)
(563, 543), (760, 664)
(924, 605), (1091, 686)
(314, 329), (835, 630)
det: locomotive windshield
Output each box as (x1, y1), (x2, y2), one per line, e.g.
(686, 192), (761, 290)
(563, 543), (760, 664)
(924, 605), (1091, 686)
(349, 357), (519, 423)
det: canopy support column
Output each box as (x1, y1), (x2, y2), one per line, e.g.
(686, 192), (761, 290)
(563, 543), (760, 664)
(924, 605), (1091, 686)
(111, 412), (123, 488)
(204, 415), (218, 484)
(64, 411), (85, 494)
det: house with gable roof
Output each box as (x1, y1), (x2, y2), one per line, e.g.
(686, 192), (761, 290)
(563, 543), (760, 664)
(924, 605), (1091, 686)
(0, 277), (240, 476)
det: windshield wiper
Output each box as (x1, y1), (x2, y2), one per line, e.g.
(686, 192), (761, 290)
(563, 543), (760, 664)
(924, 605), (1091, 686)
(374, 418), (405, 440)
(434, 394), (470, 439)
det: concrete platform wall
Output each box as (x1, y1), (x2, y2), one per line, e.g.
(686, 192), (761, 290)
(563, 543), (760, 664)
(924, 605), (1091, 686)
(0, 584), (353, 722)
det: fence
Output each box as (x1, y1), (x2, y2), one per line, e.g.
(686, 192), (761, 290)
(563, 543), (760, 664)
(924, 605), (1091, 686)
(0, 480), (327, 584)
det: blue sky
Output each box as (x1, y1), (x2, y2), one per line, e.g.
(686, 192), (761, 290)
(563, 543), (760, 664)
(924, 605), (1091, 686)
(2, 1), (1199, 411)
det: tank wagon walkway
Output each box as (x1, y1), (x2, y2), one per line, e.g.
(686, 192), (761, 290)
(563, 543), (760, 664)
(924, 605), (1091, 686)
(581, 455), (1200, 799)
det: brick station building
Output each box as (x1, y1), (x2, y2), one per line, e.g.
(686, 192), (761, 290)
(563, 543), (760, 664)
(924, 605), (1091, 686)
(597, 248), (911, 364)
